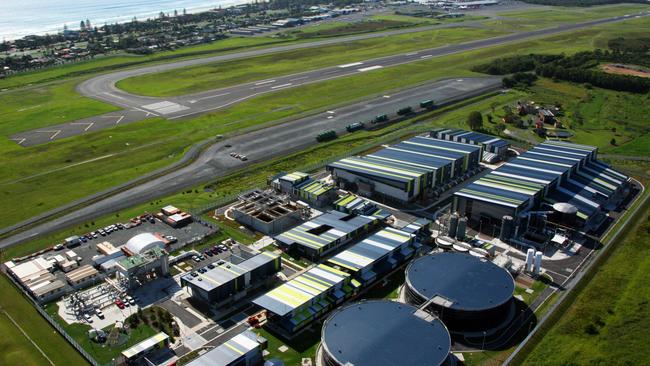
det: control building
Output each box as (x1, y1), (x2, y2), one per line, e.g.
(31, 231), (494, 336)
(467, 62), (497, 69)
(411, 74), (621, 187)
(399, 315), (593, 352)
(231, 189), (303, 235)
(320, 300), (452, 366)
(116, 247), (169, 289)
(253, 264), (355, 334)
(181, 251), (281, 306)
(272, 171), (337, 207)
(274, 210), (378, 260)
(326, 227), (415, 285)
(404, 252), (515, 333)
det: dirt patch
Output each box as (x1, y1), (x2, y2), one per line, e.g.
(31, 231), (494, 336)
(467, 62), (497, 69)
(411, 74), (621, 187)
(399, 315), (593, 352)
(601, 64), (650, 79)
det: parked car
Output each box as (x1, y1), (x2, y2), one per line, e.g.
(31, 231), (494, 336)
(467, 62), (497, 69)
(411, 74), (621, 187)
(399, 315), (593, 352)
(53, 244), (64, 251)
(83, 313), (93, 323)
(126, 296), (136, 306)
(192, 256), (200, 263)
(204, 250), (214, 257)
(115, 299), (125, 309)
(96, 309), (104, 319)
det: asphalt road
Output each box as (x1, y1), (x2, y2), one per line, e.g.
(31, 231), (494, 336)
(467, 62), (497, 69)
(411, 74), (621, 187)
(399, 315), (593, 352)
(0, 77), (500, 248)
(11, 11), (648, 146)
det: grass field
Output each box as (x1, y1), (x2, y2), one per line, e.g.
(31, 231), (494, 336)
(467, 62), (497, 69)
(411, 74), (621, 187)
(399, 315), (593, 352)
(2, 16), (649, 231)
(115, 26), (506, 97)
(520, 189), (650, 365)
(0, 275), (89, 365)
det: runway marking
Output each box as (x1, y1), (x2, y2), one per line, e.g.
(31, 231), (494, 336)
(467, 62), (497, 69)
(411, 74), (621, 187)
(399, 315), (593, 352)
(103, 92), (128, 100)
(115, 116), (125, 124)
(338, 62), (363, 68)
(383, 95), (391, 98)
(36, 130), (62, 140)
(289, 76), (309, 81)
(10, 138), (26, 145)
(420, 54), (433, 59)
(271, 83), (292, 89)
(193, 92), (231, 102)
(327, 111), (335, 114)
(71, 122), (94, 131)
(405, 52), (418, 56)
(358, 65), (383, 72)
(254, 79), (276, 86)
(131, 106), (159, 117)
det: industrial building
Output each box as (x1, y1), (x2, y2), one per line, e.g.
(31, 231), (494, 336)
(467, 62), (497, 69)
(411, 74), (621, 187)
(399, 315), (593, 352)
(272, 171), (337, 207)
(404, 252), (515, 332)
(186, 330), (264, 366)
(4, 257), (66, 303)
(326, 227), (415, 285)
(124, 233), (167, 255)
(454, 140), (629, 235)
(65, 265), (100, 289)
(116, 247), (169, 289)
(327, 136), (481, 202)
(431, 128), (510, 162)
(180, 251), (281, 306)
(332, 192), (390, 220)
(274, 210), (379, 260)
(231, 189), (305, 235)
(320, 300), (452, 366)
(253, 264), (355, 334)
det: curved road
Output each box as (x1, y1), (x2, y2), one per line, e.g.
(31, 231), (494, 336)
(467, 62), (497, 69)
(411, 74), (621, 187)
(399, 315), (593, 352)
(2, 11), (648, 248)
(11, 12), (648, 146)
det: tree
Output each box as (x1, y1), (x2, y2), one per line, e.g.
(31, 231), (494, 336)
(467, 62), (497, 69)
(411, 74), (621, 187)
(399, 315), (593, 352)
(490, 101), (499, 113)
(487, 114), (494, 123)
(495, 123), (507, 134)
(467, 111), (483, 131)
(80, 20), (86, 32)
(610, 138), (617, 146)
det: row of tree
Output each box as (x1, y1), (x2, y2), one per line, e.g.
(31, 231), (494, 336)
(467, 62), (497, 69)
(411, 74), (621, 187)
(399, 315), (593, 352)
(520, 0), (647, 6)
(472, 43), (650, 93)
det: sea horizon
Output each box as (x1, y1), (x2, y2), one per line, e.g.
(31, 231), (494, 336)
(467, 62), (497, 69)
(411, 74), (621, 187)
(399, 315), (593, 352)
(0, 0), (254, 42)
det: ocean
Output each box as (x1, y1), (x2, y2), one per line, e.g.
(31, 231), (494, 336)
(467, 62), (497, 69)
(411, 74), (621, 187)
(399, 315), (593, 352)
(0, 0), (252, 41)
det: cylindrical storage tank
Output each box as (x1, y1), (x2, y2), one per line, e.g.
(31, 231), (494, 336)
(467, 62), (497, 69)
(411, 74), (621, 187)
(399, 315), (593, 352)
(551, 202), (578, 227)
(500, 215), (515, 242)
(435, 236), (454, 250)
(448, 214), (459, 238)
(321, 300), (452, 366)
(405, 252), (515, 333)
(453, 243), (469, 253)
(526, 248), (535, 272)
(455, 217), (467, 240)
(534, 251), (543, 274)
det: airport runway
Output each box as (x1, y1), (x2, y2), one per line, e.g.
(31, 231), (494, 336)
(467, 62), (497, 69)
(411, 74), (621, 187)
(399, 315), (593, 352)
(10, 11), (648, 146)
(0, 77), (501, 247)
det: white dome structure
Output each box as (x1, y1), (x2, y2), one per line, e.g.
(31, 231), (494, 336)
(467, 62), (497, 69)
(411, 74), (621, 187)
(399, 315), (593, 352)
(125, 233), (165, 255)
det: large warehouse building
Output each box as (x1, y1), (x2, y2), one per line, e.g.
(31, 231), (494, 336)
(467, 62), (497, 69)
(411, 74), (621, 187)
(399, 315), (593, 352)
(181, 251), (280, 306)
(320, 300), (452, 366)
(327, 136), (481, 202)
(274, 210), (379, 260)
(253, 264), (354, 334)
(404, 252), (515, 333)
(454, 140), (629, 233)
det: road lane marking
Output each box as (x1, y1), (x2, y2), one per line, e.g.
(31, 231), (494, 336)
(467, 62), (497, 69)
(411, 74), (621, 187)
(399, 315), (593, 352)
(36, 130), (62, 140)
(405, 52), (418, 56)
(71, 122), (94, 131)
(338, 62), (363, 68)
(357, 65), (383, 72)
(254, 79), (276, 85)
(420, 54), (433, 59)
(289, 76), (309, 81)
(271, 83), (292, 89)
(194, 92), (231, 102)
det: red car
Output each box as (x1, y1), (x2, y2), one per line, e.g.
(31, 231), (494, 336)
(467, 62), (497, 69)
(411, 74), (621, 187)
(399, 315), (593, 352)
(115, 299), (125, 309)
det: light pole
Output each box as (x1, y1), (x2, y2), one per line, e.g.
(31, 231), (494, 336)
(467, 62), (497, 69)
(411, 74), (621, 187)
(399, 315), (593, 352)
(482, 331), (487, 350)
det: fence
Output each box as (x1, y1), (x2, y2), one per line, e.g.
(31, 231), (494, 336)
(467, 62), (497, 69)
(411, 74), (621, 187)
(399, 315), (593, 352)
(1, 268), (103, 366)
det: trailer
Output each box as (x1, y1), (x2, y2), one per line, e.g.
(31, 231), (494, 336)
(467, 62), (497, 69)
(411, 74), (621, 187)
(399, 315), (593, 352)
(373, 114), (389, 124)
(346, 122), (365, 132)
(316, 130), (337, 142)
(420, 100), (436, 109)
(397, 106), (413, 116)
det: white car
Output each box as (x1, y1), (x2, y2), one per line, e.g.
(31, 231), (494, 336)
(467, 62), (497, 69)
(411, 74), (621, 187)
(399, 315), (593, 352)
(83, 313), (93, 323)
(96, 309), (104, 319)
(126, 296), (136, 306)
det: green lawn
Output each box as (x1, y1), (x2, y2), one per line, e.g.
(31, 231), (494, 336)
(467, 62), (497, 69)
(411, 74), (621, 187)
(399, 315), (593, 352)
(0, 275), (89, 365)
(254, 326), (321, 365)
(279, 19), (416, 39)
(116, 26), (507, 97)
(1, 15), (648, 232)
(520, 192), (650, 365)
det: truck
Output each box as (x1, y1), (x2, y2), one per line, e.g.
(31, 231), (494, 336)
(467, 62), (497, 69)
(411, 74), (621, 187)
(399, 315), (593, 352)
(373, 114), (389, 124)
(316, 130), (337, 142)
(420, 100), (436, 109)
(346, 122), (365, 132)
(397, 106), (413, 116)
